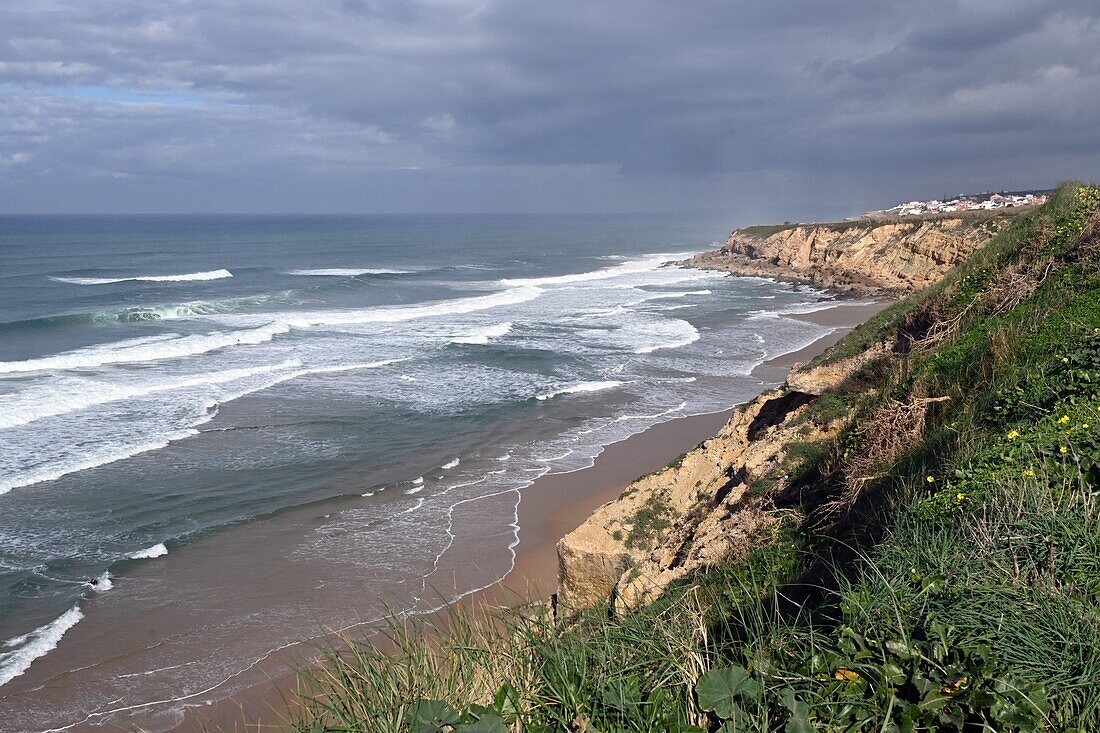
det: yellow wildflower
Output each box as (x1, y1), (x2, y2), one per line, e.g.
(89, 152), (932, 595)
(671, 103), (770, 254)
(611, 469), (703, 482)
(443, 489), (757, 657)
(1058, 415), (1071, 424)
(956, 492), (966, 501)
(1007, 430), (1020, 440)
(1060, 446), (1069, 454)
(1024, 469), (1035, 477)
(926, 475), (936, 483)
(1062, 357), (1070, 364)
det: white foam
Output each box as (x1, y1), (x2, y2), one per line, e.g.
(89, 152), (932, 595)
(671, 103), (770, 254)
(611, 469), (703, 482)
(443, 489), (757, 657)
(276, 286), (542, 329)
(50, 269), (233, 285)
(130, 543), (168, 560)
(634, 320), (700, 354)
(0, 358), (339, 494)
(285, 268), (413, 276)
(614, 401), (688, 422)
(536, 380), (625, 401)
(647, 289), (712, 299)
(750, 298), (876, 317)
(0, 322), (290, 375)
(573, 305), (627, 320)
(295, 358), (409, 375)
(91, 571), (113, 591)
(403, 487), (423, 495)
(0, 605), (84, 687)
(0, 361), (300, 429)
(442, 458), (460, 470)
(450, 322), (512, 345)
(0, 427), (197, 496)
(500, 253), (690, 288)
(412, 476), (424, 485)
(536, 449), (573, 462)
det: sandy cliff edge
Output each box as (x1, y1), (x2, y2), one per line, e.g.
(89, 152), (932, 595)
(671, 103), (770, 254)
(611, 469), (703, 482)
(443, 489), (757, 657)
(554, 338), (887, 616)
(684, 216), (1011, 294)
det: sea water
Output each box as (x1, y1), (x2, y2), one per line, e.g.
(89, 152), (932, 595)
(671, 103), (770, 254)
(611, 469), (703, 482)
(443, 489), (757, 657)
(0, 214), (852, 730)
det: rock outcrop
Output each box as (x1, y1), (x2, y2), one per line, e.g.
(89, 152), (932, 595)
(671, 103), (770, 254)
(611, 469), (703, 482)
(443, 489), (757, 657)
(555, 346), (885, 616)
(685, 216), (1011, 294)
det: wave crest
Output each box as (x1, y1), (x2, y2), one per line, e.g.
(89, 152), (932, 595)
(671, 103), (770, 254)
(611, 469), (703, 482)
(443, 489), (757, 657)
(536, 380), (626, 401)
(50, 269), (233, 285)
(0, 323), (289, 375)
(130, 543), (168, 560)
(450, 322), (512, 345)
(0, 605), (84, 687)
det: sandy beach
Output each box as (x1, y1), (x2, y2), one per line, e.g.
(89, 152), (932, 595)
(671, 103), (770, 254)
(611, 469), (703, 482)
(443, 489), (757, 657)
(190, 298), (890, 732)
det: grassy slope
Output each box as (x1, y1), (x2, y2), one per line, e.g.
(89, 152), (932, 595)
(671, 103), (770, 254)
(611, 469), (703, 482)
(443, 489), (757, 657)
(286, 184), (1100, 733)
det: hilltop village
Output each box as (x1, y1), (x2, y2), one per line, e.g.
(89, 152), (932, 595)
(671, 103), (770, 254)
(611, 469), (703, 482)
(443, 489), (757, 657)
(866, 190), (1049, 217)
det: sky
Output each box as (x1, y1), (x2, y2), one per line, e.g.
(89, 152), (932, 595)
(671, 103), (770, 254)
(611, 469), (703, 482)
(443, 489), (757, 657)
(1, 0), (1098, 219)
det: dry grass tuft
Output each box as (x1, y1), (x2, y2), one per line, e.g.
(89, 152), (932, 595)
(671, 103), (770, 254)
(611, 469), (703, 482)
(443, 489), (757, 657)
(819, 396), (949, 518)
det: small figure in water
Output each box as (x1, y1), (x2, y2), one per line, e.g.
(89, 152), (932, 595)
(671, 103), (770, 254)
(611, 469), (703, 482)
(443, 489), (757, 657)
(85, 577), (99, 588)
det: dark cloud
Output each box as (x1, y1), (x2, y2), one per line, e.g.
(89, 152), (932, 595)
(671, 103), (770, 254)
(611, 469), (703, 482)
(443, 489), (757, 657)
(0, 0), (1097, 216)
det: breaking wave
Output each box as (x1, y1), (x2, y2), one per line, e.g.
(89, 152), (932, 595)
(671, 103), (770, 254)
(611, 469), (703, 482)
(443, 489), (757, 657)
(0, 606), (84, 687)
(536, 380), (626, 401)
(50, 269), (233, 285)
(130, 543), (169, 560)
(450, 322), (512, 345)
(500, 253), (689, 287)
(0, 323), (290, 375)
(0, 361), (300, 429)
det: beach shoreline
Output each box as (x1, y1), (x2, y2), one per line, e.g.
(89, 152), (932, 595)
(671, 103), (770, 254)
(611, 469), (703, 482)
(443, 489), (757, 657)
(487, 298), (889, 606)
(189, 297), (890, 732)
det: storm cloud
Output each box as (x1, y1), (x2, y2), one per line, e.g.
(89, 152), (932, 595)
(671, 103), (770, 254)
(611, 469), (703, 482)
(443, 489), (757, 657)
(1, 0), (1098, 218)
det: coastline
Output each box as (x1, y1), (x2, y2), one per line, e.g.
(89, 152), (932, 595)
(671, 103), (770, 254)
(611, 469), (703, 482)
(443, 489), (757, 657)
(193, 297), (890, 732)
(488, 298), (890, 606)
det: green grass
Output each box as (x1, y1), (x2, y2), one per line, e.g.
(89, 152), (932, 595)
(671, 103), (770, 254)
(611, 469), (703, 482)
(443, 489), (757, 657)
(281, 184), (1100, 732)
(625, 499), (675, 550)
(735, 210), (1020, 243)
(738, 224), (794, 238)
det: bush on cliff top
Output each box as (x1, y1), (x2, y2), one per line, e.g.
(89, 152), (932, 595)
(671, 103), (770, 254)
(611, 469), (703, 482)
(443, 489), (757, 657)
(282, 184), (1100, 733)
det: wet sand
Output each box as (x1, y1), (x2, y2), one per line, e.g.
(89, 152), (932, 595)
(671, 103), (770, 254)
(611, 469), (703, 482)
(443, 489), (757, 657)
(187, 298), (890, 731)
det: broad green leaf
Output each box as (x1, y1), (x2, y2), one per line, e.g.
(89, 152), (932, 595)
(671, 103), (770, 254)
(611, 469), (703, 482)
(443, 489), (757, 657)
(697, 666), (762, 717)
(492, 681), (521, 721)
(455, 714), (510, 733)
(413, 699), (461, 733)
(779, 689), (812, 733)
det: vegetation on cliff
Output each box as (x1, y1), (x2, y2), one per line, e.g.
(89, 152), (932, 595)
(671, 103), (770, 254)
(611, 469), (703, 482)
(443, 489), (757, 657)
(287, 184), (1100, 732)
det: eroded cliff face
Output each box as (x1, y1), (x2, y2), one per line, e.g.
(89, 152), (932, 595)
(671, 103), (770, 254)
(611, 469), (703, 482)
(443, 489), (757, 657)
(554, 213), (1018, 616)
(686, 217), (1008, 294)
(555, 345), (887, 616)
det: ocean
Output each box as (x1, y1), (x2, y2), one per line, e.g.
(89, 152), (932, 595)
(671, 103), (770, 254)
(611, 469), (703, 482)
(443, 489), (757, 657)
(0, 214), (846, 730)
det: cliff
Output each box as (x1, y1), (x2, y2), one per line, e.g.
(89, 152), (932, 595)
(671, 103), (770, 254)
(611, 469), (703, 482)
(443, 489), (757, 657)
(556, 344), (886, 615)
(685, 215), (1014, 294)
